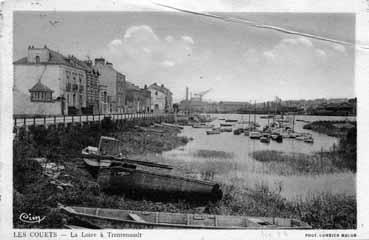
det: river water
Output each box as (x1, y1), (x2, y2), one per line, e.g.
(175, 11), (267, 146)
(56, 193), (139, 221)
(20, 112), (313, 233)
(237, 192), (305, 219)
(160, 114), (356, 201)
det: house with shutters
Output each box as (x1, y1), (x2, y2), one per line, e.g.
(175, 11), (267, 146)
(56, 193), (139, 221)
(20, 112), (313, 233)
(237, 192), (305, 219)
(13, 45), (87, 115)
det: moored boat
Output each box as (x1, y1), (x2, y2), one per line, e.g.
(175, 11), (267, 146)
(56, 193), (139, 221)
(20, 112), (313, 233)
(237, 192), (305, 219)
(220, 123), (233, 127)
(249, 131), (261, 139)
(206, 128), (221, 135)
(97, 168), (222, 202)
(82, 136), (122, 168)
(192, 123), (214, 129)
(60, 206), (312, 229)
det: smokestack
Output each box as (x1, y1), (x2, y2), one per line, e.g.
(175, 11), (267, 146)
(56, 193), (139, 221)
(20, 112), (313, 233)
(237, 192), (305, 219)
(186, 87), (189, 101)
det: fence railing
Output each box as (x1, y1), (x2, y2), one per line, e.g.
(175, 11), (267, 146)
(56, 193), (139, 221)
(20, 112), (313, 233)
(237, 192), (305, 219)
(13, 113), (181, 128)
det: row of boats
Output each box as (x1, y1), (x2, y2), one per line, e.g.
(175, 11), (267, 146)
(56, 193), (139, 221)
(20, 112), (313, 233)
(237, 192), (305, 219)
(202, 117), (314, 144)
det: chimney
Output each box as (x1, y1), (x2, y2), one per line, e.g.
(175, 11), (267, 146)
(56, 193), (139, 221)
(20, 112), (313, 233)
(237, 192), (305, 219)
(94, 58), (105, 65)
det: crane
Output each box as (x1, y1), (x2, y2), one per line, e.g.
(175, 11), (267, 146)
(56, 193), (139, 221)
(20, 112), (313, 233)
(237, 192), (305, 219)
(192, 88), (212, 102)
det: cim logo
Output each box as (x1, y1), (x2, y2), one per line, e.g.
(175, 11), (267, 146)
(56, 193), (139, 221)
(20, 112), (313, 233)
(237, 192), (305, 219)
(19, 213), (45, 224)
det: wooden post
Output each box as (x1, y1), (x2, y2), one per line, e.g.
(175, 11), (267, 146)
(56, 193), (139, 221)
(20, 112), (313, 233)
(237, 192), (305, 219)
(54, 116), (56, 125)
(44, 116), (46, 126)
(33, 117), (36, 126)
(24, 117), (26, 126)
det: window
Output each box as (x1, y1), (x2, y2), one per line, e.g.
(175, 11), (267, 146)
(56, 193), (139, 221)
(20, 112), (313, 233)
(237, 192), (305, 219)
(79, 94), (83, 107)
(155, 91), (158, 96)
(29, 82), (53, 102)
(30, 91), (52, 102)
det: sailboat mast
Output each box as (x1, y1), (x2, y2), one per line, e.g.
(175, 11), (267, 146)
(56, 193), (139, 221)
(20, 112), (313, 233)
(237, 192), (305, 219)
(254, 100), (256, 130)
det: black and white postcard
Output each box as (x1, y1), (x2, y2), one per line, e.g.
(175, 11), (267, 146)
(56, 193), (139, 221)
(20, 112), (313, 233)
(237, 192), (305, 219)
(1, 0), (369, 239)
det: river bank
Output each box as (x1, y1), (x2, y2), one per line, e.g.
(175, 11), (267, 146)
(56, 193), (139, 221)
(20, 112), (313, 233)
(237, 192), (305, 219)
(13, 118), (356, 229)
(13, 120), (191, 228)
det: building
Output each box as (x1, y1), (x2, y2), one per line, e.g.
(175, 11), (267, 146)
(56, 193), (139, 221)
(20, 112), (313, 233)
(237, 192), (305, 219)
(94, 58), (126, 113)
(98, 84), (108, 114)
(217, 101), (250, 113)
(13, 45), (87, 115)
(126, 82), (151, 113)
(82, 60), (100, 114)
(148, 83), (173, 112)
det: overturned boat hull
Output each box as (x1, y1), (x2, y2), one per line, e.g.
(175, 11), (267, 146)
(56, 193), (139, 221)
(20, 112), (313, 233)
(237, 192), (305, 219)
(97, 168), (223, 202)
(61, 206), (312, 229)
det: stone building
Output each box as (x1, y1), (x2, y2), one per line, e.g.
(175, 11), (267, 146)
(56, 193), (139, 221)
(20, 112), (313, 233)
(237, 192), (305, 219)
(148, 83), (173, 113)
(13, 45), (87, 115)
(126, 82), (151, 113)
(82, 60), (100, 114)
(94, 58), (126, 113)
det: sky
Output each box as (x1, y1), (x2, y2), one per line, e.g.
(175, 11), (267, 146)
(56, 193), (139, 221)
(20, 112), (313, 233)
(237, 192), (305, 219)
(13, 11), (355, 103)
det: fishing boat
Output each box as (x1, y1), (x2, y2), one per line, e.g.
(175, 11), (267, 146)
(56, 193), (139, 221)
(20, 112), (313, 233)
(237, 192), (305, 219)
(82, 136), (122, 168)
(81, 136), (173, 170)
(60, 206), (311, 229)
(206, 128), (221, 135)
(249, 131), (261, 139)
(97, 168), (223, 202)
(220, 123), (233, 127)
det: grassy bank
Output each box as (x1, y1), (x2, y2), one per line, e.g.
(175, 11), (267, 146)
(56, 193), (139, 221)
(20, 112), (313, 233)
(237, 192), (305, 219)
(13, 121), (190, 228)
(250, 150), (349, 175)
(303, 120), (356, 172)
(303, 120), (356, 138)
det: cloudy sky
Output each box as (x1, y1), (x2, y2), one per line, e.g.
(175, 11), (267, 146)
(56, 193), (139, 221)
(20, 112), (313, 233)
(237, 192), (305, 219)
(14, 10), (355, 102)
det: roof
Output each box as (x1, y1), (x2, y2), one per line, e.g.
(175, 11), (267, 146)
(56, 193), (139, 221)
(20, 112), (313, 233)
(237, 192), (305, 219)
(29, 81), (54, 92)
(148, 83), (172, 95)
(13, 47), (87, 71)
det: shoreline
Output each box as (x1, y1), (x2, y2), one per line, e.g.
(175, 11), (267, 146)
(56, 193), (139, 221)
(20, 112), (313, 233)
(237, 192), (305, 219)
(13, 118), (357, 229)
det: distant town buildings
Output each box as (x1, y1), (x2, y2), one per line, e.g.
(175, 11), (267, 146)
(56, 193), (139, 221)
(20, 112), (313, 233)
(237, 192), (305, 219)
(178, 98), (356, 116)
(13, 45), (173, 116)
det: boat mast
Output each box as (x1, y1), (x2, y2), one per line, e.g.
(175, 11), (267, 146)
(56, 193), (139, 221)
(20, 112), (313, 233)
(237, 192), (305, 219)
(254, 100), (256, 130)
(248, 101), (251, 128)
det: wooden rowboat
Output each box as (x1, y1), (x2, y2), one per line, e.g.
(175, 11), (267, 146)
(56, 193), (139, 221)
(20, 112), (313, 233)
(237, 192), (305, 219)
(97, 168), (222, 202)
(60, 206), (312, 229)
